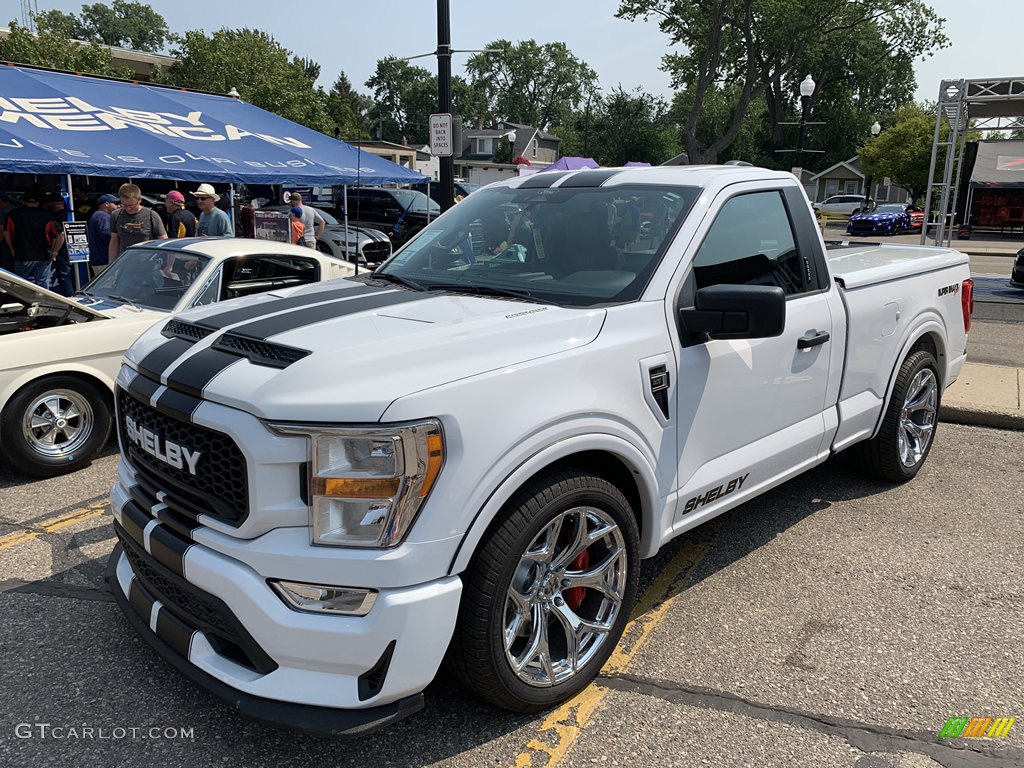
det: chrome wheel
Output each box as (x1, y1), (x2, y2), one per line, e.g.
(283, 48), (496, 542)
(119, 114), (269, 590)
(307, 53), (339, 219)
(21, 389), (94, 458)
(504, 505), (628, 687)
(898, 368), (937, 468)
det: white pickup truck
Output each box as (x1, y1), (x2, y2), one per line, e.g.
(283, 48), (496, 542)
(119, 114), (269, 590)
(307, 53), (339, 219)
(105, 166), (973, 736)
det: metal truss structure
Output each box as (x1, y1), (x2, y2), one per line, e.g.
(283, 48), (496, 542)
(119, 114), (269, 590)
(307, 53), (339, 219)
(922, 77), (1024, 246)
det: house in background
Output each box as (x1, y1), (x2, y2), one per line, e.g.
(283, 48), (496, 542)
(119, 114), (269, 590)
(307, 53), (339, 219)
(454, 120), (561, 186)
(809, 156), (910, 204)
(343, 140), (419, 174)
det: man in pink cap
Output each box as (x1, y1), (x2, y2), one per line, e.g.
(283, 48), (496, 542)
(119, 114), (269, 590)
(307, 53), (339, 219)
(164, 189), (198, 238)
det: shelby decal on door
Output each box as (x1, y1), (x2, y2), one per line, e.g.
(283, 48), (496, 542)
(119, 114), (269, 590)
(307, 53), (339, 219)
(683, 473), (749, 514)
(124, 415), (201, 476)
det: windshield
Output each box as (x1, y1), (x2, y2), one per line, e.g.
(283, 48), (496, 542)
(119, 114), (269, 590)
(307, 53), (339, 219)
(390, 189), (441, 214)
(377, 183), (699, 307)
(85, 247), (212, 311)
(312, 207), (340, 225)
(873, 204), (905, 214)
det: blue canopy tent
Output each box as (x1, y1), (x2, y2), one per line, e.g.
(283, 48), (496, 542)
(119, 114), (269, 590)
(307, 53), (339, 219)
(0, 64), (425, 185)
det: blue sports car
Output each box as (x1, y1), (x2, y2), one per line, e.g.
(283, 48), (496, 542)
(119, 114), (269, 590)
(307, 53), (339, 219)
(846, 203), (911, 236)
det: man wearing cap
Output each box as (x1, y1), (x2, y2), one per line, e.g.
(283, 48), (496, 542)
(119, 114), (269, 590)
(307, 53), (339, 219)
(287, 192), (324, 249)
(164, 190), (198, 238)
(87, 194), (118, 279)
(4, 188), (63, 289)
(109, 183), (167, 263)
(192, 184), (232, 237)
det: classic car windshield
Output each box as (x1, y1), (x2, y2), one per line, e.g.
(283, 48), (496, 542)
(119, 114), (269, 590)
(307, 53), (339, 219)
(377, 183), (699, 307)
(85, 247), (212, 311)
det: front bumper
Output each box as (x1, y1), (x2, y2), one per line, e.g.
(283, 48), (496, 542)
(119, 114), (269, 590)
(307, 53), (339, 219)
(107, 478), (462, 735)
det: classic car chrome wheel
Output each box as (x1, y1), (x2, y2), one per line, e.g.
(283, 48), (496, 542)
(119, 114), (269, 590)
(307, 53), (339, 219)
(22, 388), (94, 458)
(1, 376), (112, 477)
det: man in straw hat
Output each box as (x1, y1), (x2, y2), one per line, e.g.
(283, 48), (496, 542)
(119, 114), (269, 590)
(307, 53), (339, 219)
(192, 183), (232, 238)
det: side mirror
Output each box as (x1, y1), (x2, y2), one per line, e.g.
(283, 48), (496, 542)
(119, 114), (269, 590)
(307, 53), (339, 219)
(679, 284), (786, 345)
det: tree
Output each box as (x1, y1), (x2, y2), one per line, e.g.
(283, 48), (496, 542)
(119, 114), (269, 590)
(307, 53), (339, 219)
(167, 29), (332, 134)
(617, 0), (949, 164)
(78, 1), (169, 52)
(0, 19), (127, 76)
(464, 39), (598, 128)
(327, 72), (374, 140)
(31, 2), (169, 52)
(858, 104), (941, 203)
(364, 57), (437, 144)
(589, 87), (680, 166)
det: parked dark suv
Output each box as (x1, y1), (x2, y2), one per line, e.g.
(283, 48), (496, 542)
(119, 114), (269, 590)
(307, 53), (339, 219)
(340, 188), (441, 247)
(410, 180), (481, 205)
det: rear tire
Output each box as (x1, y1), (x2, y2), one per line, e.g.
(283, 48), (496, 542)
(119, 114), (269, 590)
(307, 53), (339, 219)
(445, 469), (639, 712)
(0, 376), (111, 478)
(850, 351), (940, 482)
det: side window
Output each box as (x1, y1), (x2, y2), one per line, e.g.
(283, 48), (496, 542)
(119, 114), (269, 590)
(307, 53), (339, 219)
(692, 190), (810, 297)
(191, 267), (223, 307)
(220, 255), (321, 300)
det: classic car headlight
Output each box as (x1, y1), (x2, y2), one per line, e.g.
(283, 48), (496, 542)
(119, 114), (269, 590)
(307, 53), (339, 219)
(270, 420), (443, 548)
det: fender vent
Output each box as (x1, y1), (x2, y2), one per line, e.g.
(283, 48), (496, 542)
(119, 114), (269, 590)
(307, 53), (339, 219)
(358, 640), (396, 701)
(649, 364), (670, 418)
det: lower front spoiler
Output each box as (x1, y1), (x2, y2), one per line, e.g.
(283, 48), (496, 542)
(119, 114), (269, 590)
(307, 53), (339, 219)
(105, 544), (424, 737)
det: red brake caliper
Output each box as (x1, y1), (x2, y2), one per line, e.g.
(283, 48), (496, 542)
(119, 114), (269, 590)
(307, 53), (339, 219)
(565, 550), (589, 610)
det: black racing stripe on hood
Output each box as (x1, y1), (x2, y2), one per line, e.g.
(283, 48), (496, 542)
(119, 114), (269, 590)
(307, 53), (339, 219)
(154, 388), (203, 423)
(227, 288), (431, 341)
(126, 372), (160, 405)
(561, 169), (625, 188)
(137, 338), (195, 382)
(195, 283), (386, 331)
(165, 348), (243, 398)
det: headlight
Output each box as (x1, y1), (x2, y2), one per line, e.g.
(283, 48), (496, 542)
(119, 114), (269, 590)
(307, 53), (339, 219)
(270, 420), (444, 548)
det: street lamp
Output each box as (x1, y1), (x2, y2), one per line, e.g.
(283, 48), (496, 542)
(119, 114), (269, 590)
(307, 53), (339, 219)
(860, 121), (882, 212)
(501, 130), (517, 164)
(794, 74), (815, 175)
(583, 88), (599, 157)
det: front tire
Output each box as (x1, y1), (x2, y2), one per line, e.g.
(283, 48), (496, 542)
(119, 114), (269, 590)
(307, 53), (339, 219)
(0, 376), (112, 477)
(851, 351), (940, 482)
(445, 469), (639, 712)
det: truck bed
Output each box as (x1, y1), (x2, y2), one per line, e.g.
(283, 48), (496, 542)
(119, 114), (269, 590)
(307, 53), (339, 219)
(824, 242), (969, 290)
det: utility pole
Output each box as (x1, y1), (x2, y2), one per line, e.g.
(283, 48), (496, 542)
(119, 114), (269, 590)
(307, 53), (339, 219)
(436, 0), (455, 213)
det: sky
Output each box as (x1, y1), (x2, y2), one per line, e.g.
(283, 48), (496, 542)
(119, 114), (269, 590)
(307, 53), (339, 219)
(17, 0), (1023, 108)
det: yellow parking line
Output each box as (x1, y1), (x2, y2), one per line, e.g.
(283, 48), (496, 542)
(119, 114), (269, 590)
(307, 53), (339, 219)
(511, 534), (712, 768)
(0, 502), (110, 551)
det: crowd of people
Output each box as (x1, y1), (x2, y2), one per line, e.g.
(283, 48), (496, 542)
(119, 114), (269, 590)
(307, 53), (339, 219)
(0, 181), (244, 293)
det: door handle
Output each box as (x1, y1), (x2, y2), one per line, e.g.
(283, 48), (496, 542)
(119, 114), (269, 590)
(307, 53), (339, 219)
(797, 331), (830, 349)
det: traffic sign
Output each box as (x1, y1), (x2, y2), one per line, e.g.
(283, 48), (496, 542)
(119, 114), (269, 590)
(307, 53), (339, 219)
(429, 113), (453, 157)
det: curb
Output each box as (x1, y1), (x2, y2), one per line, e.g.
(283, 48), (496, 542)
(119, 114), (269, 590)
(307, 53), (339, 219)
(940, 404), (1024, 431)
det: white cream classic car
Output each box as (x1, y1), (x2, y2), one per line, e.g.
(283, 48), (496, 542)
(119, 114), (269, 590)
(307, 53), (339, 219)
(1, 238), (355, 477)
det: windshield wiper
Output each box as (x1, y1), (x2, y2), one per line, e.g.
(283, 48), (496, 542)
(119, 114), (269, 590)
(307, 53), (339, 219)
(372, 272), (429, 292)
(109, 294), (144, 311)
(424, 283), (551, 304)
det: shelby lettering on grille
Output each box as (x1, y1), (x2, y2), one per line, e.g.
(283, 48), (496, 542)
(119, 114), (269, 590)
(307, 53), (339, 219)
(124, 414), (202, 476)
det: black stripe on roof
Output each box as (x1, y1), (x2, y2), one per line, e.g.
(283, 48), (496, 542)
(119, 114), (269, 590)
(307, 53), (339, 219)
(517, 172), (570, 188)
(559, 169), (625, 188)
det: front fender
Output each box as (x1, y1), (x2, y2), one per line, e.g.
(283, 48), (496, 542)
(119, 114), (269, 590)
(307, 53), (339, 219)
(447, 431), (663, 576)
